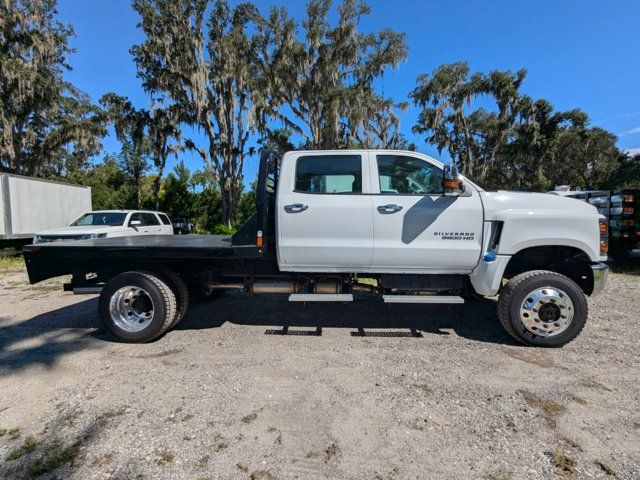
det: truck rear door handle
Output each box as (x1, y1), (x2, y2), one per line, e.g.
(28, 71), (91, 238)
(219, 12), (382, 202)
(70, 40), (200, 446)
(377, 204), (403, 213)
(284, 204), (308, 213)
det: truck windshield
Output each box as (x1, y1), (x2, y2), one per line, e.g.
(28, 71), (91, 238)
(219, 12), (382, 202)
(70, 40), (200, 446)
(70, 213), (127, 226)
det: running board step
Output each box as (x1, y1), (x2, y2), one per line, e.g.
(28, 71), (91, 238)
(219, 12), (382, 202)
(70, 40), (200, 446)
(289, 293), (353, 302)
(383, 295), (464, 304)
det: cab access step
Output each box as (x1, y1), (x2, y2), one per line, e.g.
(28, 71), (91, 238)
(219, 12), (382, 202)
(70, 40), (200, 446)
(288, 293), (464, 303)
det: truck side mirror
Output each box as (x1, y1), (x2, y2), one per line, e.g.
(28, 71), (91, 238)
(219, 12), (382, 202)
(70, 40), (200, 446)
(130, 220), (142, 228)
(443, 165), (466, 196)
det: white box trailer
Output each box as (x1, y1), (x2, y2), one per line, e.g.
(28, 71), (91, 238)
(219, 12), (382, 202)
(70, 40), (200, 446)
(0, 173), (92, 240)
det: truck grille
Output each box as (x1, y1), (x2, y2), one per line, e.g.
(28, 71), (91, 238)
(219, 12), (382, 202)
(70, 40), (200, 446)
(36, 235), (88, 243)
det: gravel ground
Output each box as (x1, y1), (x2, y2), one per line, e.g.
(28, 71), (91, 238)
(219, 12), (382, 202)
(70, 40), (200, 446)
(0, 263), (639, 480)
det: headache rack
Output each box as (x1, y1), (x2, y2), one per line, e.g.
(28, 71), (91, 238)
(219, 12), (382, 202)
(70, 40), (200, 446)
(231, 148), (281, 250)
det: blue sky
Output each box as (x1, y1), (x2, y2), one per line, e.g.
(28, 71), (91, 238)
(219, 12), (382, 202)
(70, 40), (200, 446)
(56, 0), (640, 182)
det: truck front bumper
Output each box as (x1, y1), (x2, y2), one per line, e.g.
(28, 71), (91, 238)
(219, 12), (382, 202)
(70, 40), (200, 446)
(590, 262), (608, 296)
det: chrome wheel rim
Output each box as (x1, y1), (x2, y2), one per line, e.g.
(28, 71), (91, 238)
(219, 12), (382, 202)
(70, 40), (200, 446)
(109, 286), (155, 333)
(519, 287), (574, 337)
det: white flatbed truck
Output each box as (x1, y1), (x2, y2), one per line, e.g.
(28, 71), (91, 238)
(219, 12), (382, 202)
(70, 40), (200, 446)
(23, 150), (608, 347)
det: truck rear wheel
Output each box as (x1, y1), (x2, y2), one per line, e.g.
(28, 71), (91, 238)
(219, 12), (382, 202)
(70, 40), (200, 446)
(160, 270), (189, 329)
(99, 271), (176, 343)
(497, 270), (588, 347)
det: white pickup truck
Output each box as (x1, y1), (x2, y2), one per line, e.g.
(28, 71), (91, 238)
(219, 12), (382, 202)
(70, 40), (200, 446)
(23, 149), (608, 347)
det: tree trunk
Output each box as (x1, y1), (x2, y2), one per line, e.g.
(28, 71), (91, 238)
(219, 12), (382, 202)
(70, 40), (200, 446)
(219, 175), (240, 229)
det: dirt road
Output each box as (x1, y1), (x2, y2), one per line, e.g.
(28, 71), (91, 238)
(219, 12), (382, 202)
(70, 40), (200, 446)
(0, 263), (639, 479)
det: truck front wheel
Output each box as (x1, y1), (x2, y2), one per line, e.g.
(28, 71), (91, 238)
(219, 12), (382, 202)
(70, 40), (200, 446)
(99, 271), (177, 343)
(497, 270), (588, 347)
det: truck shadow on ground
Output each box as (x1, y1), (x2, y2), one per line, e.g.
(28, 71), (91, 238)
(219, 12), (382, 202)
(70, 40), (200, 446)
(0, 297), (102, 374)
(177, 291), (519, 346)
(0, 292), (517, 374)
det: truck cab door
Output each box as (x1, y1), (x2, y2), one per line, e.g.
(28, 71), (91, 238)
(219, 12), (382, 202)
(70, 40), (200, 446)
(369, 153), (483, 273)
(277, 152), (374, 270)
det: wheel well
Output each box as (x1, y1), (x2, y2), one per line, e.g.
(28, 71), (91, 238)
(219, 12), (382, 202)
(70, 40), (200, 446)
(503, 246), (595, 295)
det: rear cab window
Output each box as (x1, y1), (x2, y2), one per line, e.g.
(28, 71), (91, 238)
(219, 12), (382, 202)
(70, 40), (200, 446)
(295, 155), (362, 194)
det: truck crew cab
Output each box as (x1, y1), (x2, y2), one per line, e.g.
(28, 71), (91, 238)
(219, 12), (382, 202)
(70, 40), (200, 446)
(23, 150), (609, 347)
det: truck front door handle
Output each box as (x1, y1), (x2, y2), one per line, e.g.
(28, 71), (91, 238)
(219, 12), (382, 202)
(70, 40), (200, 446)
(284, 203), (309, 213)
(377, 204), (403, 213)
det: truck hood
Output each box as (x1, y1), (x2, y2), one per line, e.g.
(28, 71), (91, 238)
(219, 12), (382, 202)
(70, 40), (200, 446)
(479, 191), (602, 261)
(35, 225), (122, 236)
(480, 191), (600, 219)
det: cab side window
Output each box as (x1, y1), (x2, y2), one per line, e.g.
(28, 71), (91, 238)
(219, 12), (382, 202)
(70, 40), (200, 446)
(295, 155), (362, 194)
(141, 213), (160, 226)
(158, 214), (172, 225)
(377, 155), (443, 195)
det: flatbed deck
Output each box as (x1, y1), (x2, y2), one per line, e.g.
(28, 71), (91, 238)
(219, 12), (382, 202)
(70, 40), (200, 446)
(23, 235), (265, 284)
(28, 234), (259, 255)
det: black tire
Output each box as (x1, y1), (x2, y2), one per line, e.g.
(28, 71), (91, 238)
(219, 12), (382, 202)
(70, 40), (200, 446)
(99, 271), (176, 343)
(497, 270), (588, 347)
(160, 270), (189, 329)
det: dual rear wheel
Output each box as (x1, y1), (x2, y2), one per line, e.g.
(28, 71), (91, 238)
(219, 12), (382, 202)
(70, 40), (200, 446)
(98, 270), (189, 343)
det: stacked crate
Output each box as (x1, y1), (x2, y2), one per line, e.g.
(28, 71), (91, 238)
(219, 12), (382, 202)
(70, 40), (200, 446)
(622, 190), (639, 257)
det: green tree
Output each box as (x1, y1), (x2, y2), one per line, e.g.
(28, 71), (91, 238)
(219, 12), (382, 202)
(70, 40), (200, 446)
(101, 93), (181, 209)
(68, 155), (135, 210)
(258, 0), (407, 149)
(132, 0), (270, 228)
(411, 62), (624, 191)
(0, 0), (104, 177)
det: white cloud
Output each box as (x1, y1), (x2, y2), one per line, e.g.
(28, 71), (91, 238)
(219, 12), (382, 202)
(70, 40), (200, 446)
(625, 147), (640, 156)
(593, 111), (640, 124)
(619, 126), (640, 137)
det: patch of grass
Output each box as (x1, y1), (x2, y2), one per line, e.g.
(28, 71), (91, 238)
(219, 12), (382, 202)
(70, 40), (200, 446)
(90, 452), (113, 467)
(242, 412), (258, 424)
(26, 443), (79, 477)
(8, 427), (21, 439)
(0, 427), (6, 437)
(237, 463), (249, 472)
(594, 460), (617, 476)
(181, 414), (194, 422)
(196, 454), (210, 469)
(581, 378), (613, 392)
(267, 426), (277, 433)
(6, 435), (39, 461)
(413, 384), (434, 396)
(559, 435), (583, 451)
(196, 477), (213, 480)
(250, 470), (279, 480)
(375, 467), (400, 479)
(484, 473), (512, 480)
(216, 442), (228, 452)
(154, 450), (174, 466)
(324, 443), (339, 463)
(0, 255), (24, 273)
(546, 451), (576, 473)
(518, 390), (566, 428)
(567, 393), (588, 405)
(305, 451), (320, 459)
(97, 405), (128, 425)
